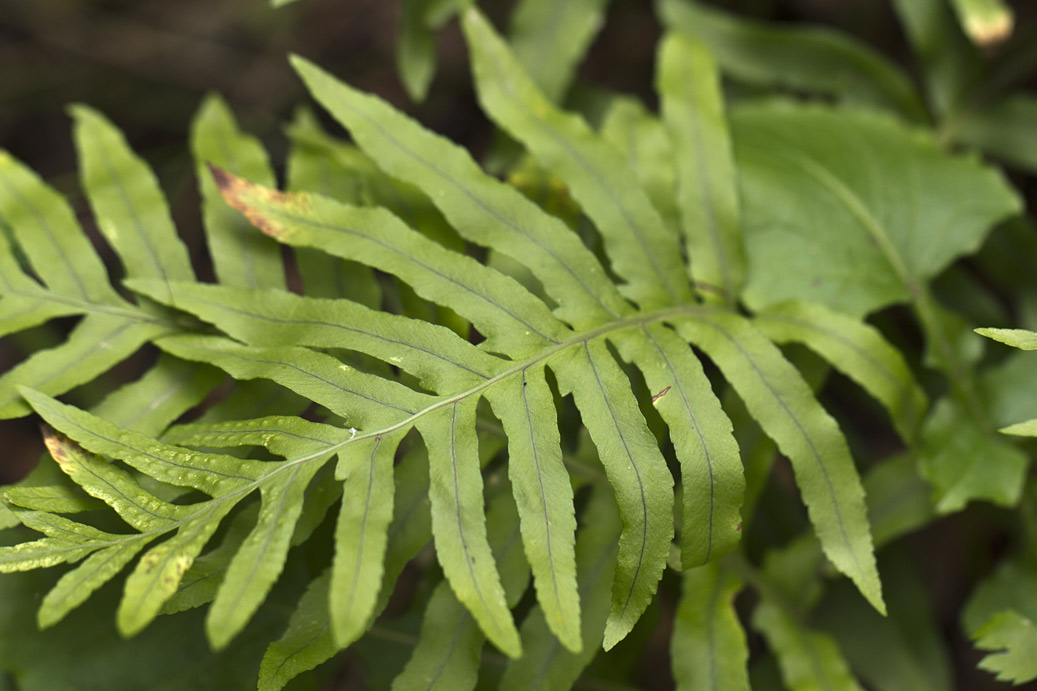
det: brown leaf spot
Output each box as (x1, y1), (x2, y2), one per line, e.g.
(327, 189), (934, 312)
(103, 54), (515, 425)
(41, 426), (72, 466)
(207, 163), (307, 240)
(651, 386), (671, 404)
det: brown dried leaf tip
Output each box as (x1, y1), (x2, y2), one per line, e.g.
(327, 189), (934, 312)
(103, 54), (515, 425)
(207, 163), (308, 241)
(41, 425), (72, 466)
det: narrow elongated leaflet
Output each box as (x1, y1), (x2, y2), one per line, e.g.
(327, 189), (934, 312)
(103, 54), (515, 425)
(612, 324), (743, 568)
(117, 499), (238, 636)
(163, 416), (350, 458)
(0, 150), (121, 305)
(671, 562), (750, 691)
(2, 485), (102, 514)
(162, 504), (261, 615)
(259, 440), (435, 691)
(551, 340), (674, 648)
(657, 32), (745, 304)
(976, 327), (1037, 351)
(0, 231), (80, 335)
(156, 335), (431, 430)
(0, 513), (126, 572)
(417, 399), (522, 657)
(38, 537), (152, 629)
(329, 432), (402, 646)
(393, 581), (484, 691)
(206, 455), (328, 649)
(465, 10), (692, 311)
(91, 354), (224, 437)
(290, 55), (631, 330)
(42, 428), (186, 531)
(0, 315), (166, 419)
(659, 0), (925, 121)
(755, 601), (864, 691)
(392, 484), (528, 691)
(191, 94), (285, 290)
(209, 167), (568, 359)
(600, 98), (680, 234)
(22, 389), (264, 496)
(374, 440), (433, 616)
(258, 570), (334, 691)
(500, 485), (621, 691)
(397, 0), (437, 102)
(284, 106), (463, 255)
(756, 301), (927, 442)
(485, 365), (581, 652)
(673, 312), (884, 613)
(508, 0), (611, 102)
(71, 105), (194, 300)
(130, 280), (503, 393)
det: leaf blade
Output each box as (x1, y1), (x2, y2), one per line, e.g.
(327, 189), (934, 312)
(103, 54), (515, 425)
(464, 9), (692, 310)
(552, 340), (674, 648)
(486, 366), (581, 653)
(71, 104), (194, 292)
(191, 94), (285, 290)
(418, 398), (522, 658)
(674, 312), (884, 613)
(657, 32), (745, 303)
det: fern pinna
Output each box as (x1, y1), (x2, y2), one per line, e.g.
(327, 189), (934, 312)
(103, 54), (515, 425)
(1, 9), (955, 690)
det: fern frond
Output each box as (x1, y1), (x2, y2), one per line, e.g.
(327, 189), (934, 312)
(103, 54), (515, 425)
(0, 143), (172, 417)
(0, 12), (952, 689)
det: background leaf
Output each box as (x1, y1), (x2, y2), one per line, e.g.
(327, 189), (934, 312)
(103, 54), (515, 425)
(733, 102), (1021, 318)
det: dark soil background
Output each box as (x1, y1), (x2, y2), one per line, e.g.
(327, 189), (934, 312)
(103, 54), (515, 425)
(1, 1), (1036, 689)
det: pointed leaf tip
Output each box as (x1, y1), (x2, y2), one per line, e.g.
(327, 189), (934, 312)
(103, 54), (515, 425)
(205, 165), (308, 242)
(40, 425), (71, 466)
(206, 162), (232, 191)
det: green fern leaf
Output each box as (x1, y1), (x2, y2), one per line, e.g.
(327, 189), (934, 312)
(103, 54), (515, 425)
(657, 31), (745, 305)
(464, 9), (693, 311)
(289, 55), (629, 330)
(508, 0), (611, 102)
(191, 94), (285, 290)
(0, 27), (926, 687)
(755, 301), (927, 442)
(392, 483), (528, 690)
(673, 312), (884, 613)
(258, 569), (335, 691)
(658, 0), (926, 120)
(976, 327), (1037, 351)
(973, 610), (1037, 684)
(329, 431), (405, 646)
(499, 485), (620, 691)
(0, 148), (173, 417)
(599, 98), (681, 235)
(671, 562), (750, 691)
(732, 103), (1021, 319)
(71, 105), (195, 290)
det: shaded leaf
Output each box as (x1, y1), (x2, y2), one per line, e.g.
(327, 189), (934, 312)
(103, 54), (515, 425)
(657, 31), (745, 303)
(671, 562), (750, 691)
(191, 94), (285, 290)
(658, 0), (925, 120)
(674, 312), (883, 613)
(973, 611), (1037, 684)
(733, 102), (1021, 318)
(507, 0), (611, 102)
